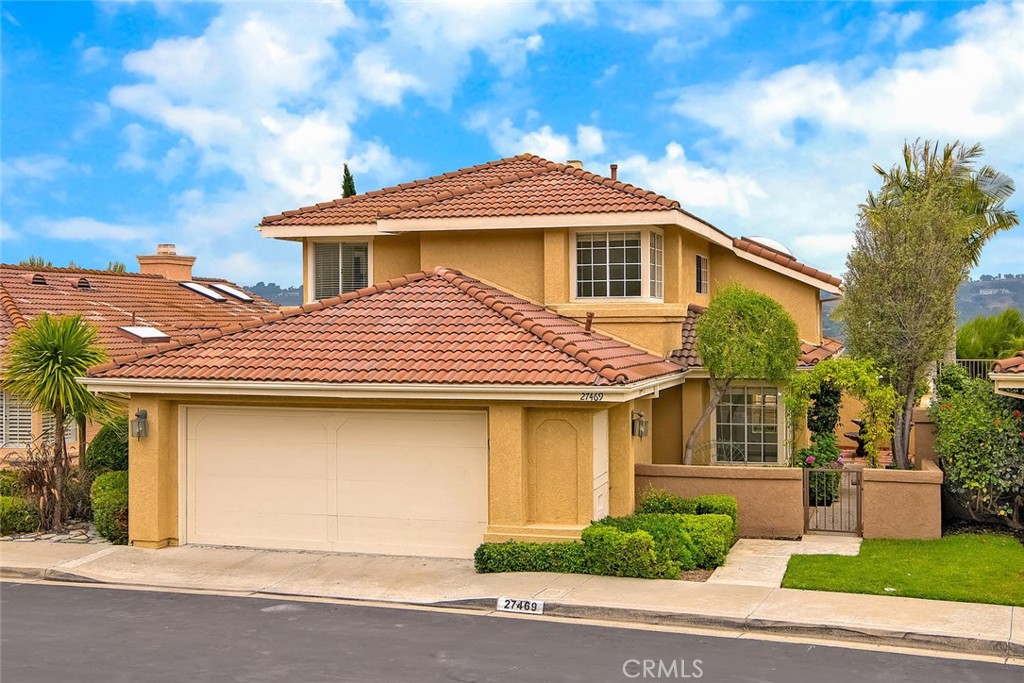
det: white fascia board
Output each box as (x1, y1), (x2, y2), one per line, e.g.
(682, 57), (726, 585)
(731, 248), (843, 294)
(79, 373), (686, 404)
(258, 223), (394, 239)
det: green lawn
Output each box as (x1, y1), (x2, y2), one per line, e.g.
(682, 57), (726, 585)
(783, 534), (1024, 607)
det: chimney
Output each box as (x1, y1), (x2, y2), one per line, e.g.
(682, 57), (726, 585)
(610, 164), (618, 181)
(137, 243), (196, 281)
(566, 159), (583, 170)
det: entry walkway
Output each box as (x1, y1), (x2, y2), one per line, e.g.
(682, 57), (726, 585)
(707, 535), (862, 587)
(1, 540), (1020, 660)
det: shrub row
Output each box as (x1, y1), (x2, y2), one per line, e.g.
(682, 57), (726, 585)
(637, 490), (738, 537)
(90, 471), (129, 544)
(594, 513), (734, 569)
(475, 525), (679, 580)
(0, 470), (22, 497)
(0, 495), (39, 534)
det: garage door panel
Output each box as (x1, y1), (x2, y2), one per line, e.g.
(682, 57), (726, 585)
(185, 408), (487, 558)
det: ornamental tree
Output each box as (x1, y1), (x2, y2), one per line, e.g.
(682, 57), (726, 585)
(683, 284), (800, 465)
(342, 163), (357, 198)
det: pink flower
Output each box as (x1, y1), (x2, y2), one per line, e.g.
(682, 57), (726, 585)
(805, 456), (816, 464)
(837, 456), (845, 463)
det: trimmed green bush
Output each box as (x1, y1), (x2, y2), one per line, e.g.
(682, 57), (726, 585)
(90, 471), (128, 544)
(693, 495), (738, 537)
(0, 470), (22, 497)
(0, 495), (39, 534)
(593, 514), (697, 569)
(636, 488), (698, 515)
(679, 514), (734, 568)
(475, 540), (586, 574)
(85, 416), (129, 473)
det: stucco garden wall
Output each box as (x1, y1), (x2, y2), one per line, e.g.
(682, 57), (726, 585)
(861, 460), (943, 540)
(634, 463), (804, 539)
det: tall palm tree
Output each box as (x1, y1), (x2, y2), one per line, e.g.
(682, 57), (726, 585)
(2, 314), (110, 530)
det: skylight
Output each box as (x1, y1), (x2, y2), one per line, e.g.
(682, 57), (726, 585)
(208, 282), (254, 301)
(118, 326), (171, 343)
(180, 281), (227, 301)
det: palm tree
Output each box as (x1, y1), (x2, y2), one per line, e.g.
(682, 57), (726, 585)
(956, 309), (1024, 359)
(2, 314), (110, 530)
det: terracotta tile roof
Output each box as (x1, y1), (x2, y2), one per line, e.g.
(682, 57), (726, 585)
(89, 267), (684, 387)
(669, 304), (843, 370)
(733, 238), (842, 288)
(260, 154), (679, 226)
(993, 351), (1024, 374)
(0, 264), (279, 363)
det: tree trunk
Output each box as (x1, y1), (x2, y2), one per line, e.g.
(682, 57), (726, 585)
(891, 391), (916, 470)
(683, 380), (727, 465)
(76, 416), (87, 470)
(51, 405), (66, 531)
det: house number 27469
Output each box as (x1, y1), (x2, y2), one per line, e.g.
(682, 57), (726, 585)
(579, 393), (604, 402)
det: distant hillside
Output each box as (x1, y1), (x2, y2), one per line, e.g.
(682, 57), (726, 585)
(246, 281), (302, 306)
(821, 275), (1024, 342)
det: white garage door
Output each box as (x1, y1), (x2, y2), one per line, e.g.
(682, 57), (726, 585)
(182, 407), (488, 558)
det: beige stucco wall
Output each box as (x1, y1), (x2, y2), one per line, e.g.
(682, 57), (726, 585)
(909, 407), (939, 466)
(373, 233), (421, 282)
(127, 395), (179, 548)
(861, 461), (943, 539)
(835, 395), (866, 451)
(635, 463), (805, 539)
(681, 380), (712, 465)
(652, 385), (683, 464)
(419, 229), (546, 302)
(710, 245), (822, 343)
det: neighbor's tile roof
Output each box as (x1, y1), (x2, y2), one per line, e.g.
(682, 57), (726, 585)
(0, 264), (278, 362)
(993, 351), (1024, 374)
(89, 267), (684, 387)
(259, 154), (679, 226)
(732, 238), (842, 288)
(669, 304), (843, 370)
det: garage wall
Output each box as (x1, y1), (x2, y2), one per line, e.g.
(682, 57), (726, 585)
(525, 408), (593, 526)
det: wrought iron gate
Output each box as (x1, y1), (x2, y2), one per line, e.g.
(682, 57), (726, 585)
(804, 467), (862, 534)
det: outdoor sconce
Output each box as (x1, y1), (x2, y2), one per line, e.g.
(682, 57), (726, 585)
(631, 411), (649, 439)
(130, 409), (148, 440)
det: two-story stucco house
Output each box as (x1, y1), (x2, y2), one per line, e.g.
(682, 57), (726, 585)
(83, 155), (843, 558)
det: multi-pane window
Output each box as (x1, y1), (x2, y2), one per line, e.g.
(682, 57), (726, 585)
(0, 390), (33, 448)
(715, 386), (781, 464)
(313, 242), (369, 300)
(575, 230), (663, 299)
(696, 254), (709, 295)
(42, 411), (77, 447)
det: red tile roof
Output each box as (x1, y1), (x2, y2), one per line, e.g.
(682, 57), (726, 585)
(0, 264), (279, 362)
(88, 267), (684, 387)
(669, 304), (843, 370)
(260, 154), (679, 226)
(993, 351), (1024, 374)
(733, 238), (842, 288)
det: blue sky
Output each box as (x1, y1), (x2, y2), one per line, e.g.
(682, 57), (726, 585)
(2, 0), (1022, 287)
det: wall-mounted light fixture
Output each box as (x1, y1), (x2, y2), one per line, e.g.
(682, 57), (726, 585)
(130, 409), (148, 440)
(631, 411), (649, 439)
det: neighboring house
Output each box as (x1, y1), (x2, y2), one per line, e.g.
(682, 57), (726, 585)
(0, 245), (278, 458)
(82, 155), (842, 558)
(992, 351), (1024, 400)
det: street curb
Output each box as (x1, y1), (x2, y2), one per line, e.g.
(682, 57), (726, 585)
(5, 568), (1017, 658)
(432, 597), (1015, 658)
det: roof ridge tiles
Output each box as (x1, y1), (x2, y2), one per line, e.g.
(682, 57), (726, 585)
(0, 282), (28, 330)
(0, 263), (165, 279)
(516, 154), (681, 209)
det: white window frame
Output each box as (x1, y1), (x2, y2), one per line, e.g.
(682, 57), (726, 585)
(0, 390), (33, 448)
(307, 238), (374, 303)
(570, 227), (664, 303)
(711, 384), (786, 466)
(696, 254), (709, 295)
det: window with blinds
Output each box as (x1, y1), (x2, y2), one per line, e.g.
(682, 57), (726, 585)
(313, 242), (370, 300)
(0, 390), (33, 448)
(41, 411), (77, 445)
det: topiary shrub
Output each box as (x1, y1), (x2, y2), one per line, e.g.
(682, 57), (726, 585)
(90, 471), (128, 544)
(580, 525), (679, 579)
(474, 540), (586, 575)
(0, 495), (39, 534)
(677, 514), (734, 568)
(693, 495), (739, 537)
(0, 470), (22, 497)
(85, 416), (129, 472)
(592, 514), (697, 569)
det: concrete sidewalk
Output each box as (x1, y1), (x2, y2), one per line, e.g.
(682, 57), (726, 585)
(2, 541), (1021, 660)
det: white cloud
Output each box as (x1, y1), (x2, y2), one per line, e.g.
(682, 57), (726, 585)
(2, 155), (78, 182)
(473, 118), (607, 162)
(871, 10), (925, 45)
(30, 216), (156, 242)
(0, 220), (19, 243)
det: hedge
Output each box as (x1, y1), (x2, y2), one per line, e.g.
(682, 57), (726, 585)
(474, 525), (679, 580)
(0, 470), (22, 497)
(594, 513), (734, 569)
(637, 490), (738, 538)
(0, 495), (39, 534)
(90, 471), (128, 544)
(85, 416), (129, 473)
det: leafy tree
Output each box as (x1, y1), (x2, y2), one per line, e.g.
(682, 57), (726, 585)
(837, 188), (969, 469)
(19, 256), (52, 268)
(2, 314), (111, 530)
(956, 309), (1024, 359)
(106, 261), (127, 273)
(342, 163), (357, 198)
(683, 284), (800, 464)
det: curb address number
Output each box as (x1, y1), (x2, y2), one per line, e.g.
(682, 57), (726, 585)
(496, 597), (544, 615)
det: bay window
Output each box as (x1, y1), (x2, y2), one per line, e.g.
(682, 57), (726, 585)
(574, 229), (664, 300)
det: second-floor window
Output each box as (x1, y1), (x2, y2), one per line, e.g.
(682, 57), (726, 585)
(575, 230), (663, 300)
(696, 254), (709, 295)
(0, 390), (33, 448)
(313, 242), (369, 300)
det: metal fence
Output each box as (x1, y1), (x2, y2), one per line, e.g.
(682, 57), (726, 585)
(804, 468), (862, 535)
(943, 358), (998, 381)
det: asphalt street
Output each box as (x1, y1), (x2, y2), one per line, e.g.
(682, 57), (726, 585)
(0, 581), (1018, 683)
